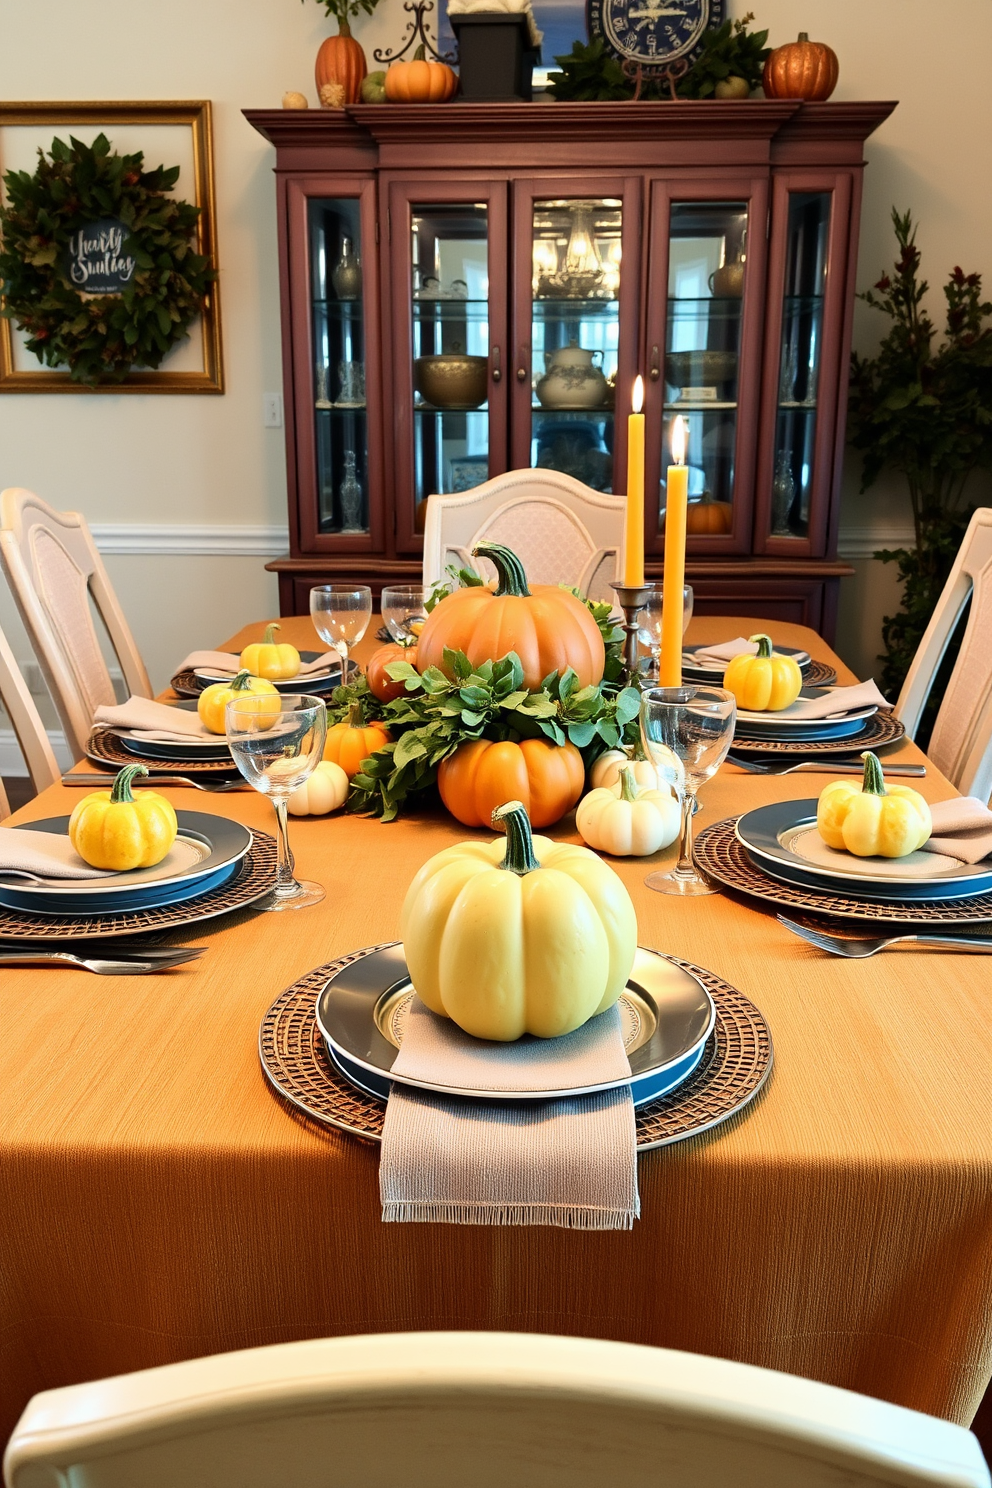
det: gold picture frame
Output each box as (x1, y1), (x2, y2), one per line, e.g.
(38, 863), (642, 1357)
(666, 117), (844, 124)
(0, 101), (223, 393)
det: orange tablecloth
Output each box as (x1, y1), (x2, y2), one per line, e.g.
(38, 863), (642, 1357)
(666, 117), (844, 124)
(2, 617), (991, 1445)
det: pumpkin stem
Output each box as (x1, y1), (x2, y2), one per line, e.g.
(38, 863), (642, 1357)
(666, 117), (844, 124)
(747, 633), (774, 659)
(338, 12), (352, 37)
(471, 542), (531, 598)
(262, 622), (280, 645)
(413, 42), (426, 60)
(110, 763), (149, 804)
(493, 800), (540, 875)
(347, 698), (365, 728)
(230, 669), (256, 693)
(860, 751), (888, 797)
(798, 31), (808, 41)
(618, 763), (641, 804)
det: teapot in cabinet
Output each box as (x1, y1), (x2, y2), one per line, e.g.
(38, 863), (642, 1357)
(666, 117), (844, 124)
(535, 341), (609, 410)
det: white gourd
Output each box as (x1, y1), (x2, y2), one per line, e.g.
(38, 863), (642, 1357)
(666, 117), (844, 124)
(576, 764), (681, 858)
(287, 760), (349, 817)
(588, 744), (684, 795)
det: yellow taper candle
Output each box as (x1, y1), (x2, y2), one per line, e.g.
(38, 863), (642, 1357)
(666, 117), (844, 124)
(659, 415), (688, 686)
(622, 376), (645, 586)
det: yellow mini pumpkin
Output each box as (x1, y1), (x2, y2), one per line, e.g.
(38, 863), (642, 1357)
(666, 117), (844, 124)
(817, 751), (932, 859)
(402, 799), (638, 1041)
(197, 669), (281, 735)
(68, 764), (178, 872)
(239, 623), (301, 681)
(723, 633), (803, 712)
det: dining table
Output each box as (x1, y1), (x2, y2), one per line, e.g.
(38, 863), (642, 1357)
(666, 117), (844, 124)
(2, 614), (991, 1450)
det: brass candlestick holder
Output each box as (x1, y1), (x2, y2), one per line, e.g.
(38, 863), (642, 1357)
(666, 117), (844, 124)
(610, 581), (653, 689)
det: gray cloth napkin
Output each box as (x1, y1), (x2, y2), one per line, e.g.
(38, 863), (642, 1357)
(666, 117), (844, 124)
(923, 797), (992, 864)
(379, 999), (639, 1229)
(689, 636), (810, 668)
(93, 697), (221, 745)
(0, 828), (106, 880)
(749, 679), (889, 721)
(180, 648), (339, 677)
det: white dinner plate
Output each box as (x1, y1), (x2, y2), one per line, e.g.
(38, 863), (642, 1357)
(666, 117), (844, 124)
(734, 687), (877, 742)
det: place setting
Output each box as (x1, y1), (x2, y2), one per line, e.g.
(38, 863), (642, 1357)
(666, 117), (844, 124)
(682, 635), (837, 690)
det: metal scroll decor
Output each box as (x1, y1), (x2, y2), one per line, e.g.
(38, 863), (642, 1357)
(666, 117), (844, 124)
(373, 2), (456, 66)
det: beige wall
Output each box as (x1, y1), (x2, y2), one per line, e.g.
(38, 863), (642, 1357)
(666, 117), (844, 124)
(1, 0), (990, 727)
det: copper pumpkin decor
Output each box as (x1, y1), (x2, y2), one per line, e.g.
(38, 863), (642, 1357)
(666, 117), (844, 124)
(762, 33), (839, 101)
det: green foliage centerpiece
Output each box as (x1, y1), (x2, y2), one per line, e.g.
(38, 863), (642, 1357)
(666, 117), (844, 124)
(848, 209), (992, 708)
(0, 133), (215, 384)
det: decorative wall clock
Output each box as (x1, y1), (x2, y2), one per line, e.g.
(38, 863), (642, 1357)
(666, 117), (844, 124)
(587, 0), (723, 74)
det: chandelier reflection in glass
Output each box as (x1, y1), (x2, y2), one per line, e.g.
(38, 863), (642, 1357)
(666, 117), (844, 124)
(534, 201), (618, 301)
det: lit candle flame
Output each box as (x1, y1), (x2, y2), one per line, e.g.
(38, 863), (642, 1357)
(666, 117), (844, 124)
(632, 375), (644, 415)
(671, 414), (687, 466)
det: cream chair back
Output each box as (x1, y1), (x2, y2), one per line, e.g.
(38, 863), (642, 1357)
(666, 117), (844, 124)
(0, 622), (60, 817)
(896, 508), (992, 799)
(0, 488), (151, 762)
(4, 1332), (988, 1488)
(422, 470), (626, 601)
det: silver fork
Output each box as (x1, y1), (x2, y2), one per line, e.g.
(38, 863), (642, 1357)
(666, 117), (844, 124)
(61, 773), (249, 792)
(777, 915), (992, 957)
(728, 755), (926, 777)
(0, 947), (206, 974)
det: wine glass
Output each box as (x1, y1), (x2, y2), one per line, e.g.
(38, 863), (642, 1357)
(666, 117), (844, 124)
(309, 584), (372, 681)
(225, 694), (328, 912)
(638, 584), (694, 682)
(640, 685), (736, 896)
(381, 584), (429, 648)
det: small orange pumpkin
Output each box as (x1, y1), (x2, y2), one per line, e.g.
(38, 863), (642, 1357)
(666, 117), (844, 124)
(365, 643), (417, 703)
(315, 19), (367, 107)
(686, 497), (733, 535)
(324, 700), (391, 777)
(762, 33), (839, 101)
(438, 738), (585, 830)
(384, 45), (458, 103)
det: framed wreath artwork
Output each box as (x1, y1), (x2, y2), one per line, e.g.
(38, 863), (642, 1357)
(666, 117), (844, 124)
(0, 102), (222, 392)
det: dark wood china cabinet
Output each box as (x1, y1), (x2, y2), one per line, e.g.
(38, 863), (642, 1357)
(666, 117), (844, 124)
(245, 99), (895, 639)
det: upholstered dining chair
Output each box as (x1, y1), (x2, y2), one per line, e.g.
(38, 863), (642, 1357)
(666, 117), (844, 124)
(895, 507), (992, 800)
(4, 1332), (988, 1488)
(0, 488), (152, 763)
(422, 470), (626, 601)
(0, 622), (60, 818)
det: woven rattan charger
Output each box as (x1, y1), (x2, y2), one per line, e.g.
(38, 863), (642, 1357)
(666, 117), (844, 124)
(729, 708), (905, 756)
(259, 945), (774, 1153)
(87, 729), (239, 775)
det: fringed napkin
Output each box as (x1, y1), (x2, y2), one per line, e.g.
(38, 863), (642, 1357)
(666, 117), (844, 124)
(93, 697), (220, 745)
(178, 649), (339, 677)
(379, 999), (639, 1230)
(924, 798), (992, 865)
(689, 636), (810, 668)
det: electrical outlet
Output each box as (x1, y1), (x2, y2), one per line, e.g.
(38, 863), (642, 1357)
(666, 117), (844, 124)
(263, 392), (283, 428)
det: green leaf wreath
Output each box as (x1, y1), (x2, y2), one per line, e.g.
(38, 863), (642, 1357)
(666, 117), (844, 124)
(0, 133), (215, 384)
(323, 581), (639, 822)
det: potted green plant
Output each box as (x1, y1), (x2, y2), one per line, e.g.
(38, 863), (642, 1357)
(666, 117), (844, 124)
(847, 208), (992, 725)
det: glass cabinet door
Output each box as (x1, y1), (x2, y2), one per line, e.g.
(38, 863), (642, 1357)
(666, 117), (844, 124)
(661, 200), (748, 542)
(527, 197), (623, 492)
(309, 198), (370, 537)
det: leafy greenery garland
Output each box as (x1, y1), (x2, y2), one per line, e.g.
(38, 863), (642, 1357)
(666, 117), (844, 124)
(0, 133), (215, 384)
(324, 592), (641, 822)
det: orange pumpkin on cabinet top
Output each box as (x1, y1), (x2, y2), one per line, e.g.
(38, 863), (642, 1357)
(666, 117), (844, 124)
(323, 700), (390, 777)
(315, 17), (367, 107)
(762, 33), (839, 101)
(438, 737), (585, 829)
(415, 541), (606, 692)
(384, 45), (458, 103)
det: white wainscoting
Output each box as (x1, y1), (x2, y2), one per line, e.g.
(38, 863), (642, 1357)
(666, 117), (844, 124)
(90, 524), (290, 557)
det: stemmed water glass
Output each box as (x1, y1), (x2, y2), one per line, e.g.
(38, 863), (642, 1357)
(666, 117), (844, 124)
(381, 584), (429, 648)
(637, 584), (693, 682)
(310, 584), (372, 681)
(640, 685), (736, 896)
(225, 694), (328, 912)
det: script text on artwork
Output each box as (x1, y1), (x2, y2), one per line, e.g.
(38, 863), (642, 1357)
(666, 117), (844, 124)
(63, 217), (137, 295)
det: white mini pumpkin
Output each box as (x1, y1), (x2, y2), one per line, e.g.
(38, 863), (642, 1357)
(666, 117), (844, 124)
(588, 744), (684, 795)
(576, 763), (681, 858)
(287, 760), (349, 817)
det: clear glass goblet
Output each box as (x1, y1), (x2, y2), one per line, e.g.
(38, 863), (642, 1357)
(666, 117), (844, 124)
(640, 685), (736, 896)
(309, 584), (372, 682)
(225, 694), (328, 912)
(381, 584), (429, 648)
(638, 584), (694, 682)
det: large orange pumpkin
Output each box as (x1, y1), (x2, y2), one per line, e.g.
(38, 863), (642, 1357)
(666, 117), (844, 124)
(315, 20), (367, 107)
(762, 33), (839, 101)
(324, 700), (391, 777)
(384, 45), (458, 103)
(365, 642), (417, 703)
(416, 542), (605, 692)
(438, 738), (585, 829)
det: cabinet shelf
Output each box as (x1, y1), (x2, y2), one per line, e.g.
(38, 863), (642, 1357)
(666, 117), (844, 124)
(532, 298), (618, 318)
(413, 402), (489, 414)
(778, 400), (817, 410)
(531, 405), (614, 416)
(412, 300), (490, 323)
(313, 299), (364, 315)
(315, 403), (367, 413)
(664, 401), (737, 412)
